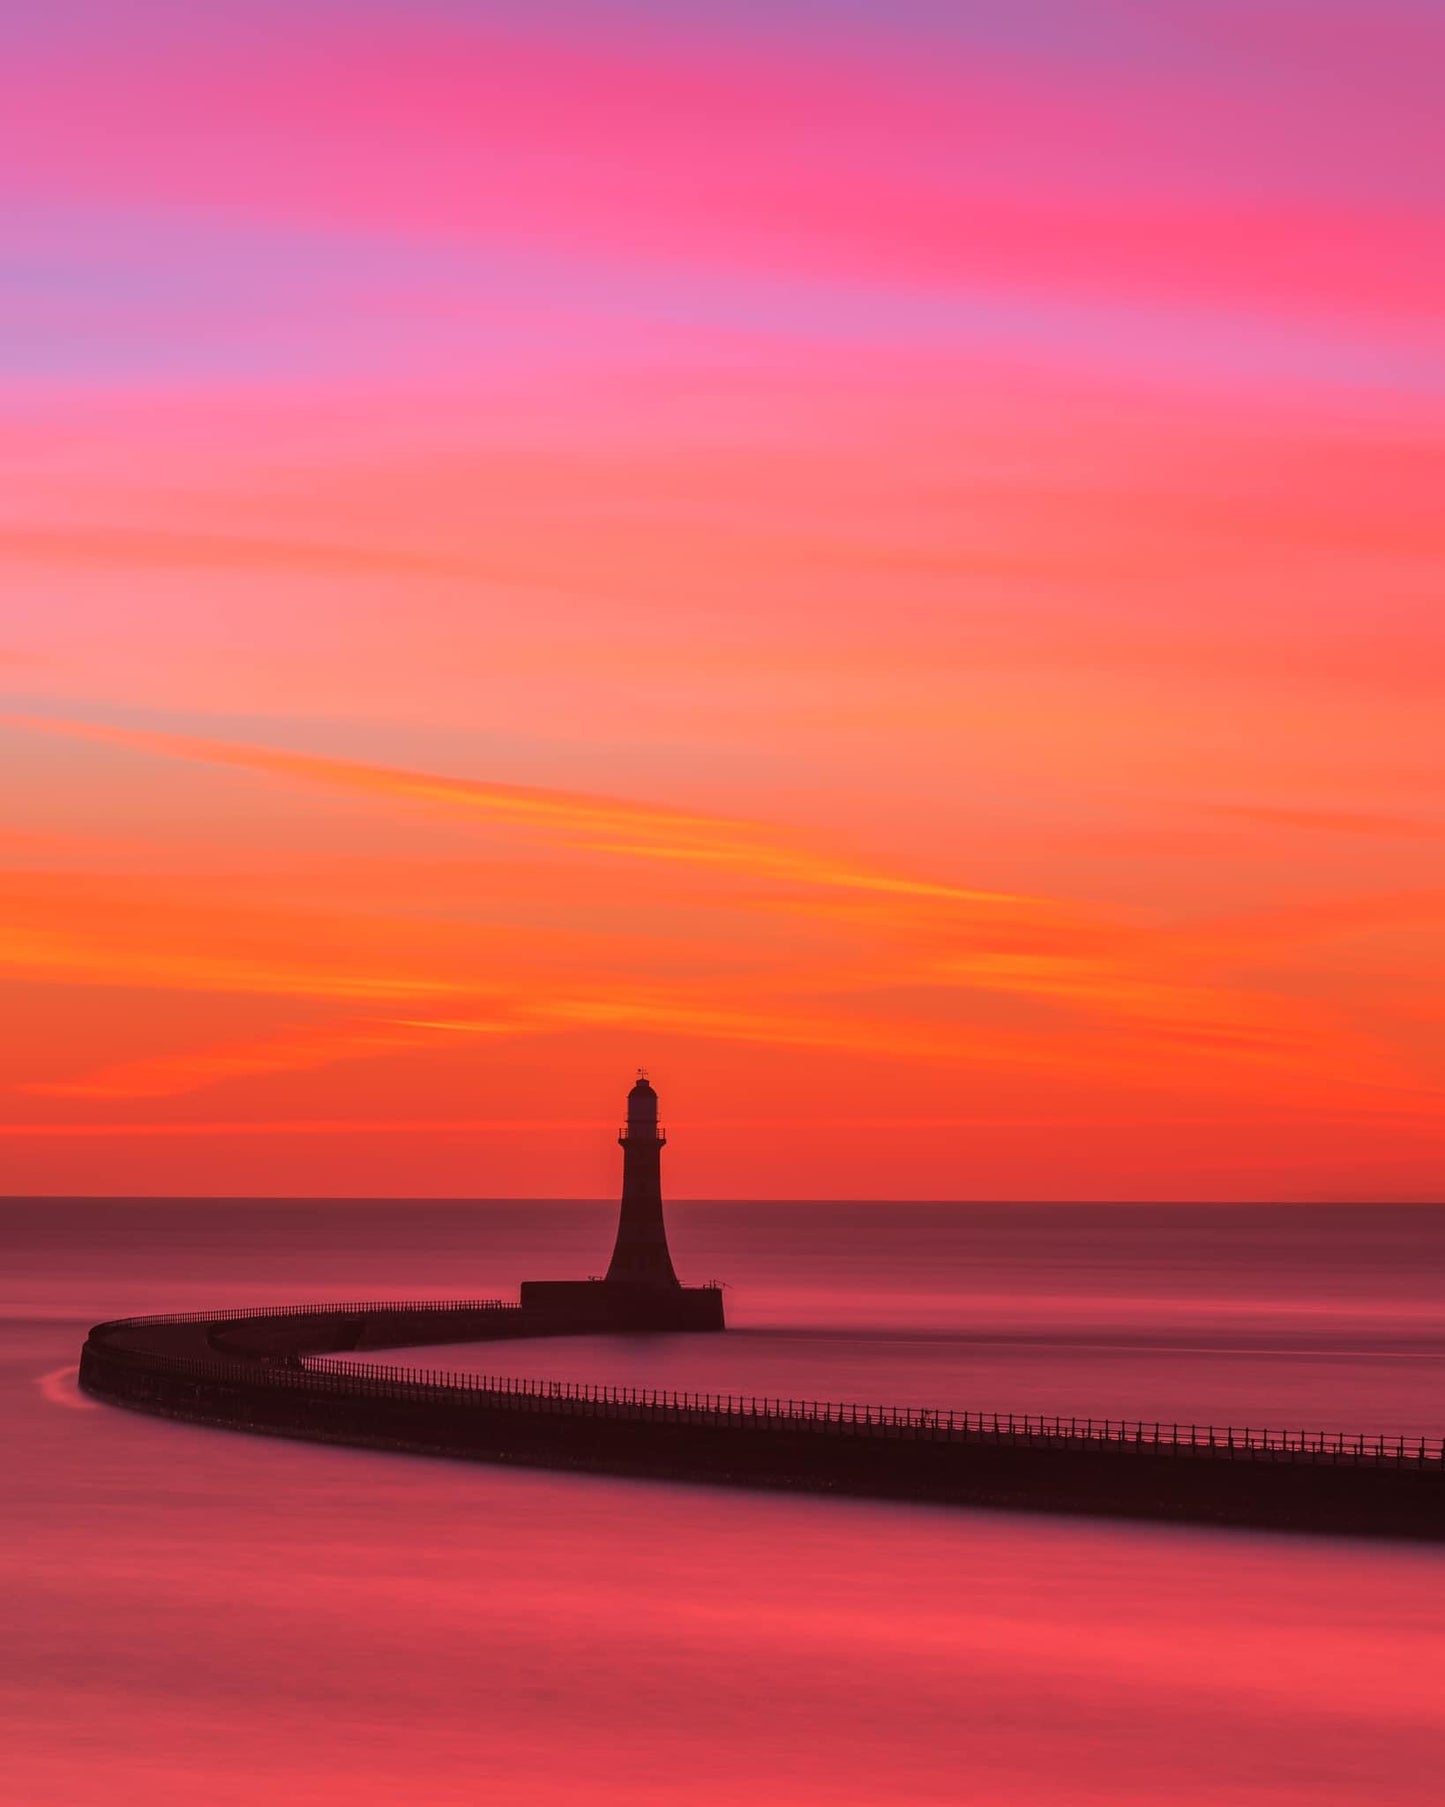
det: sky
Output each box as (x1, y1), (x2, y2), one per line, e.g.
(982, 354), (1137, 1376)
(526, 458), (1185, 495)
(3, 0), (1442, 1199)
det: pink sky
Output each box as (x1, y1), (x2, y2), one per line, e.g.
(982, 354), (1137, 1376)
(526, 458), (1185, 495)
(3, 0), (1442, 1196)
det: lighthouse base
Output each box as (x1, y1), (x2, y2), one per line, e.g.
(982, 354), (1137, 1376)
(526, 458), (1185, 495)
(519, 1280), (725, 1335)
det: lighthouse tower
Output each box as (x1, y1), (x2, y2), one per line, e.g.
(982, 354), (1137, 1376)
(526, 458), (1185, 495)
(518, 1072), (724, 1331)
(605, 1072), (680, 1288)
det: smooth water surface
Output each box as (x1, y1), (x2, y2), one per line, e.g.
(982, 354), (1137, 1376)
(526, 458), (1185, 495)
(5, 1200), (1444, 1805)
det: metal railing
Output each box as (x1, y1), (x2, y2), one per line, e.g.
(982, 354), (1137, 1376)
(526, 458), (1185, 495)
(301, 1359), (1444, 1466)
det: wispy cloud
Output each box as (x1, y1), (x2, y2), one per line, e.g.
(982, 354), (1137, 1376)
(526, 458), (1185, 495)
(12, 715), (1049, 909)
(22, 1018), (456, 1099)
(0, 923), (465, 1002)
(0, 1117), (609, 1138)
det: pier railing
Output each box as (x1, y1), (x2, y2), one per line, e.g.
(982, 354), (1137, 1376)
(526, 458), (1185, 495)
(82, 1304), (1445, 1470)
(301, 1357), (1444, 1466)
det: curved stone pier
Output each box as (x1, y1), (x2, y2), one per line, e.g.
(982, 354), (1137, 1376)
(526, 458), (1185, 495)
(79, 1298), (1445, 1541)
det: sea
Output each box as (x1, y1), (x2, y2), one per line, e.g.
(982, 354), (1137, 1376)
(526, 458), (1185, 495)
(6, 1199), (1444, 1806)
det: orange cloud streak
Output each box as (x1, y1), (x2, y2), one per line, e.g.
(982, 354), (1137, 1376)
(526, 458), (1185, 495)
(22, 1016), (512, 1100)
(11, 716), (1047, 909)
(0, 923), (466, 1003)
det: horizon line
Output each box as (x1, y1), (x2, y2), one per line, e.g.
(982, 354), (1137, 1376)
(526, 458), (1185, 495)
(3, 1193), (1441, 1207)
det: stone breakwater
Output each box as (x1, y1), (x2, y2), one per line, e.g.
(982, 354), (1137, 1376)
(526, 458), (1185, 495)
(80, 1300), (1445, 1541)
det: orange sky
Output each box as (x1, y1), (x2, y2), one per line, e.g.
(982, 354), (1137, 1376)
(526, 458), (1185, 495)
(4, 2), (1442, 1197)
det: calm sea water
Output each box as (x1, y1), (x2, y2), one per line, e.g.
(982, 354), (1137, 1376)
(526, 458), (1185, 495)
(6, 1200), (1444, 1806)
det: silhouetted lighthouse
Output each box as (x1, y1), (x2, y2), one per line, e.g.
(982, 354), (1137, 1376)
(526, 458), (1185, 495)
(605, 1072), (680, 1288)
(518, 1071), (725, 1331)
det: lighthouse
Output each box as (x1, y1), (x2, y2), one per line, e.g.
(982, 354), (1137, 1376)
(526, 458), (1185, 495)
(605, 1072), (680, 1287)
(518, 1073), (725, 1332)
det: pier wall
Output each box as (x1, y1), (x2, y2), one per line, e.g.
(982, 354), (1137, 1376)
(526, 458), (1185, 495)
(79, 1301), (1444, 1541)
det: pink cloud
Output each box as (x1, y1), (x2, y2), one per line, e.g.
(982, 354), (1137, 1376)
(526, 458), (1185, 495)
(6, 8), (1440, 344)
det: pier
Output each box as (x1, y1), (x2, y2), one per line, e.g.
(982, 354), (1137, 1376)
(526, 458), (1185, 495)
(79, 1295), (1445, 1539)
